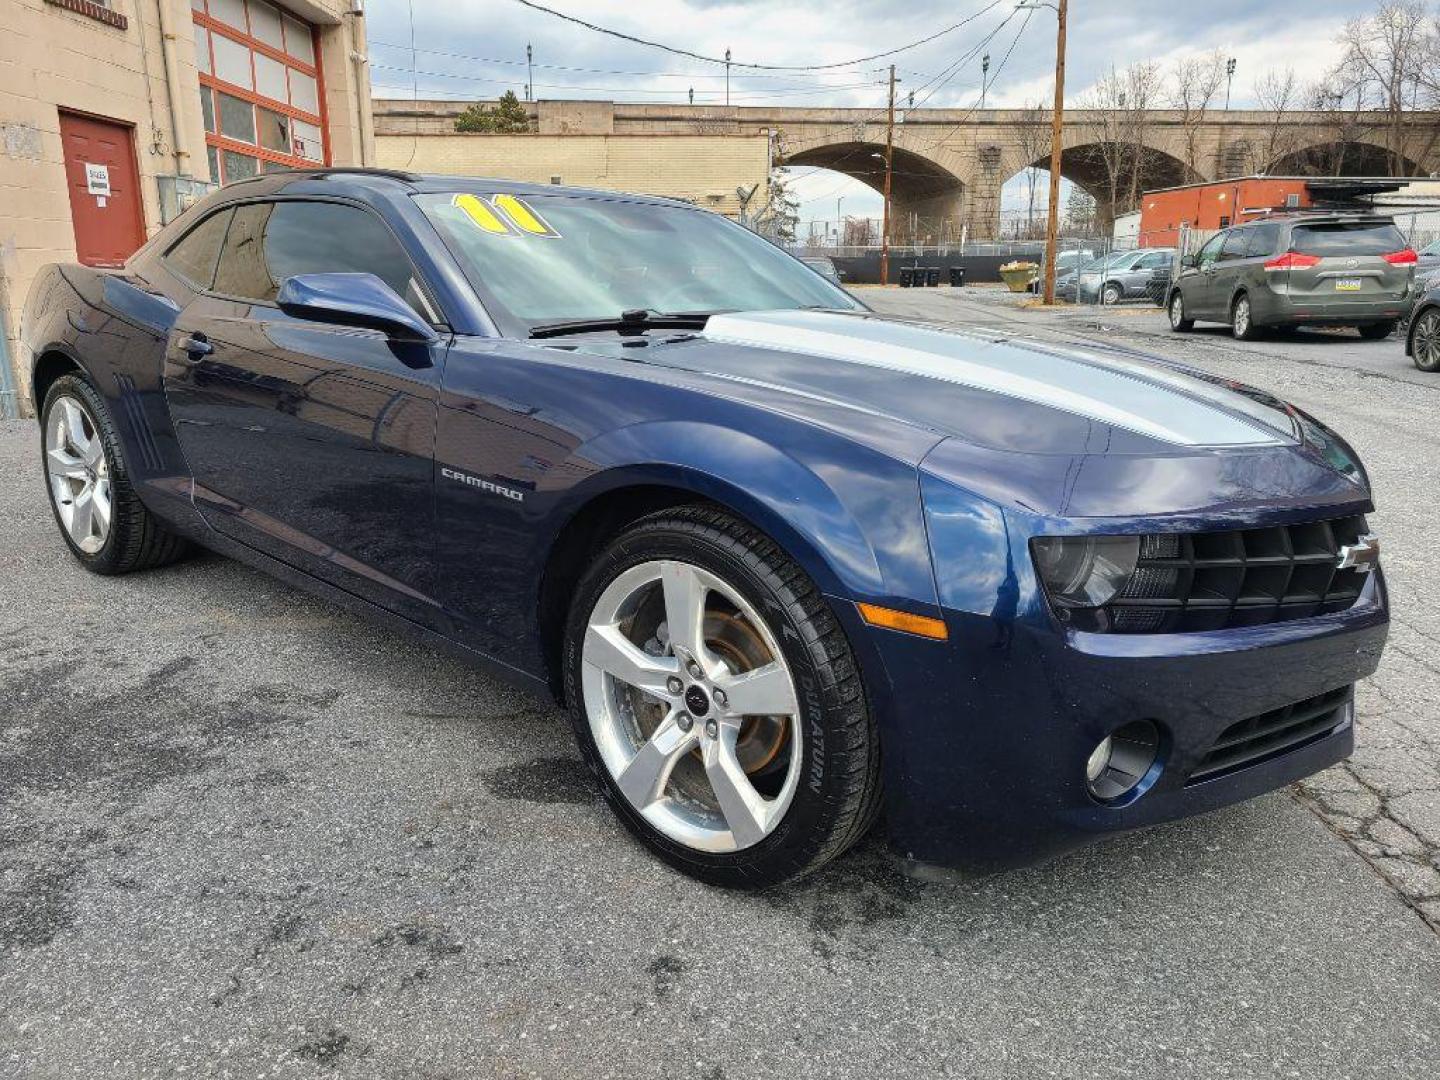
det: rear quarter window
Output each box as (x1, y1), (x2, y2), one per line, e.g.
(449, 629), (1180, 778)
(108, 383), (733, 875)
(1291, 222), (1407, 256)
(163, 208), (233, 288)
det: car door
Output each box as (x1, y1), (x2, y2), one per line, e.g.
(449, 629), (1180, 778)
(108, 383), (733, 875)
(1126, 250), (1168, 297)
(163, 197), (451, 628)
(1239, 222), (1284, 321)
(1209, 227), (1253, 319)
(1186, 231), (1228, 318)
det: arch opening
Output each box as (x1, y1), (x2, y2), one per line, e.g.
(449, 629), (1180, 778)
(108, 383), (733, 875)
(782, 141), (967, 246)
(1267, 140), (1422, 178)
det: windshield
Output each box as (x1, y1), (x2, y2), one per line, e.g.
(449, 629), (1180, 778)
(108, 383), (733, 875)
(416, 192), (859, 333)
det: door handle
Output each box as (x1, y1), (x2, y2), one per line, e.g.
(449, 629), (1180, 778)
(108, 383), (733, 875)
(179, 333), (213, 363)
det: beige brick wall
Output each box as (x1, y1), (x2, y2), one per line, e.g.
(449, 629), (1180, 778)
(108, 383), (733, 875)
(0, 0), (372, 418)
(376, 133), (771, 219)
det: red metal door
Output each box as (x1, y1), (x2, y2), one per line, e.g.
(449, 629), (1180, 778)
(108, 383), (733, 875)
(59, 112), (147, 268)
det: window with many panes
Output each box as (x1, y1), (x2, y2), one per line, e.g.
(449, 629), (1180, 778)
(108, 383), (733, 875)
(192, 0), (327, 184)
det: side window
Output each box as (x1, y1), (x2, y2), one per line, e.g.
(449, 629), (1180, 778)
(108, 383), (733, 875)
(212, 200), (433, 318)
(1137, 251), (1169, 269)
(1246, 223), (1282, 259)
(1218, 229), (1250, 261)
(1196, 233), (1225, 266)
(163, 208), (233, 288)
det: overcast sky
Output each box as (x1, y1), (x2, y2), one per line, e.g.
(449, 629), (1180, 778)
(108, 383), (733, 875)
(366, 0), (1379, 229)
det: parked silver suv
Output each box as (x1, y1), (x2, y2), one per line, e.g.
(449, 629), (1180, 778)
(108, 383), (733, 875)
(1167, 214), (1416, 340)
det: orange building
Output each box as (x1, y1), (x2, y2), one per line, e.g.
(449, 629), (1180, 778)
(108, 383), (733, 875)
(1136, 177), (1408, 246)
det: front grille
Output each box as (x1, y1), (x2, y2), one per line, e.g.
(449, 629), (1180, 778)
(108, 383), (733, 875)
(1088, 514), (1372, 633)
(1186, 686), (1353, 784)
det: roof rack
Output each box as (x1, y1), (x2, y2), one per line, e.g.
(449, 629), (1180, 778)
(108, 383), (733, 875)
(225, 166), (423, 187)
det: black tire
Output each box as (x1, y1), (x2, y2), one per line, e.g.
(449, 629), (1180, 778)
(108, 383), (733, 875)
(1412, 309), (1440, 372)
(1357, 321), (1396, 341)
(1168, 290), (1194, 332)
(1101, 282), (1123, 306)
(40, 374), (189, 575)
(563, 505), (880, 888)
(1231, 293), (1262, 341)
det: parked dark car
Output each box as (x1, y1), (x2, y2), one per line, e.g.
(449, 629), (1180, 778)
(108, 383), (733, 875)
(22, 168), (1388, 886)
(1416, 237), (1440, 280)
(1404, 279), (1440, 372)
(1167, 214), (1416, 340)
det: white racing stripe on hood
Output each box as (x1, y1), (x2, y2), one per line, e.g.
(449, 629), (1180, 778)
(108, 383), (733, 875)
(702, 310), (1288, 448)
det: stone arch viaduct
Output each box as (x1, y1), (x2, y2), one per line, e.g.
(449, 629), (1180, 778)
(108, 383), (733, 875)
(374, 99), (1440, 240)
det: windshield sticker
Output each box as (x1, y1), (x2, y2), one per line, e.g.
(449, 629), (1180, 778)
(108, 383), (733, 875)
(492, 194), (559, 237)
(453, 193), (514, 235)
(452, 193), (561, 239)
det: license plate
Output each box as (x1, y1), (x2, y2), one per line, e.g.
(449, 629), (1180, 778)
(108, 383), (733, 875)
(1335, 278), (1363, 291)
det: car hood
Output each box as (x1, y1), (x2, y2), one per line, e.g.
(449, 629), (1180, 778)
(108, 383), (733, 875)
(625, 309), (1300, 454)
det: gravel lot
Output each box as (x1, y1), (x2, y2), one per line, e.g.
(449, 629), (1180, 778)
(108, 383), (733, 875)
(3, 289), (1439, 1078)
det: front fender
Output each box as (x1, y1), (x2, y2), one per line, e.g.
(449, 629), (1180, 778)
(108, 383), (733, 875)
(553, 419), (941, 613)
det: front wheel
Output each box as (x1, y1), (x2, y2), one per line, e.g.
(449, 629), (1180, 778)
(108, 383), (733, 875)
(1231, 294), (1262, 341)
(563, 506), (880, 888)
(1168, 291), (1194, 332)
(1101, 282), (1123, 306)
(1412, 310), (1440, 372)
(1357, 321), (1396, 341)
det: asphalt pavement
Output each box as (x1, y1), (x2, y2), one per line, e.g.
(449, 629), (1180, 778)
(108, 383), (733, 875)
(3, 290), (1439, 1078)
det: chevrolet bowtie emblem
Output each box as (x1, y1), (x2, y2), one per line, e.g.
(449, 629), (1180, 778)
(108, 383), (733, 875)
(1336, 533), (1380, 572)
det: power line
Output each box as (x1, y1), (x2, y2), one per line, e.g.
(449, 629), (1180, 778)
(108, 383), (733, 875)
(508, 0), (1006, 71)
(369, 38), (909, 85)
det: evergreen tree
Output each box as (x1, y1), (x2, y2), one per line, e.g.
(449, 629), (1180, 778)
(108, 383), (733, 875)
(454, 91), (533, 134)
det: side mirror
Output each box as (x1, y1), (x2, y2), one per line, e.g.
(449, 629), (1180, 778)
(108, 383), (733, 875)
(1181, 253), (1198, 269)
(276, 273), (439, 344)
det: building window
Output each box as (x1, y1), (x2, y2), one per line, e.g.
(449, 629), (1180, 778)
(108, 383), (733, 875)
(192, 0), (327, 184)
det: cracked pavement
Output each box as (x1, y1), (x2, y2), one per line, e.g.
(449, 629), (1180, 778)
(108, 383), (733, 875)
(2, 289), (1439, 1077)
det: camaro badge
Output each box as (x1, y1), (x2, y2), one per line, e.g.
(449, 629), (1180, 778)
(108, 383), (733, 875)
(440, 466), (525, 502)
(1336, 533), (1380, 572)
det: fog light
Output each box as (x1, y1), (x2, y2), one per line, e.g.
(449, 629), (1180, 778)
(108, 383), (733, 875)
(1085, 720), (1162, 802)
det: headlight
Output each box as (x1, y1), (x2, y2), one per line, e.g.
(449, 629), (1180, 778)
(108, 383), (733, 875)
(1032, 535), (1140, 608)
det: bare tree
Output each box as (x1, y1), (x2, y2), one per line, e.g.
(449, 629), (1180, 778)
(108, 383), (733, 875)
(1250, 67), (1305, 173)
(1012, 100), (1052, 238)
(1331, 0), (1438, 174)
(1169, 50), (1228, 178)
(1075, 63), (1167, 227)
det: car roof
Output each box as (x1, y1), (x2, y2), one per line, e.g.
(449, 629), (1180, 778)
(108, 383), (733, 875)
(216, 166), (696, 210)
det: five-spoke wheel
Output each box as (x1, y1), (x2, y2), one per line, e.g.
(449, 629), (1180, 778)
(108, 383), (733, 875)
(45, 394), (113, 554)
(565, 506), (881, 887)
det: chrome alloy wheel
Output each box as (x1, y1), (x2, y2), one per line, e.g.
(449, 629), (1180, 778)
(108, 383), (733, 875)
(1414, 310), (1440, 371)
(45, 395), (112, 554)
(1233, 296), (1251, 337)
(581, 559), (803, 853)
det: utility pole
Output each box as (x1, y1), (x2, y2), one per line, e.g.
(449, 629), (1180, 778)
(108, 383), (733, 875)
(1041, 0), (1067, 305)
(881, 63), (896, 286)
(725, 48), (732, 107)
(1225, 57), (1236, 110)
(981, 53), (991, 109)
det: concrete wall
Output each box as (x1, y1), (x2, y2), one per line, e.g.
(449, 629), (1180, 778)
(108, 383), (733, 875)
(0, 0), (373, 418)
(375, 133), (771, 219)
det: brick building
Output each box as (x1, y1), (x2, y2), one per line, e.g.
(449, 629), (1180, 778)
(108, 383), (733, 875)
(0, 0), (377, 417)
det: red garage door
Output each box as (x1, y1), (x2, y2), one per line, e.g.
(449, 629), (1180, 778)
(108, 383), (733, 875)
(59, 112), (147, 268)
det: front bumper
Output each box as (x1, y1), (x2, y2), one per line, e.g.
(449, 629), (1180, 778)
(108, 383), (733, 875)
(835, 568), (1388, 875)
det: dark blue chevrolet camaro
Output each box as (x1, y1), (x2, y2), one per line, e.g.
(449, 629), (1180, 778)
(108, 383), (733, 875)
(22, 169), (1389, 887)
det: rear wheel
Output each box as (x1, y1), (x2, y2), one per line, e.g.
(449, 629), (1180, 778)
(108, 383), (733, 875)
(41, 374), (189, 574)
(1231, 294), (1262, 341)
(1358, 321), (1396, 341)
(563, 506), (880, 888)
(1168, 291), (1194, 332)
(1412, 310), (1440, 372)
